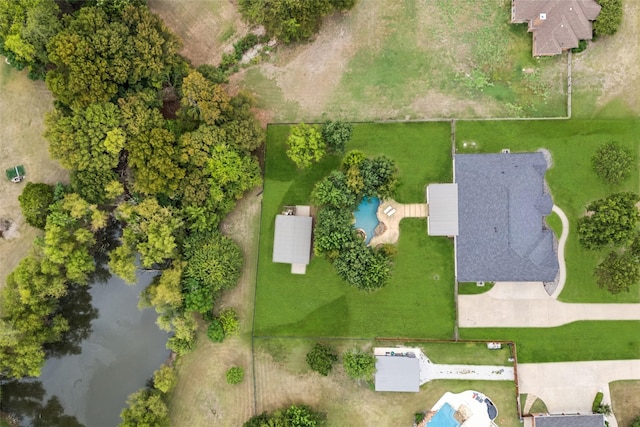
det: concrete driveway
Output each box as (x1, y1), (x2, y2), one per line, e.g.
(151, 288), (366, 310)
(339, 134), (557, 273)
(518, 360), (640, 427)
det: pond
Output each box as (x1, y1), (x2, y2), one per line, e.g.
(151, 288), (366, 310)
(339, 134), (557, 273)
(1, 270), (170, 426)
(353, 197), (380, 245)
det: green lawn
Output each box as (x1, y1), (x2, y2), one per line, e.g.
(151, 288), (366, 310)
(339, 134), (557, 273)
(456, 119), (640, 303)
(254, 123), (455, 338)
(406, 341), (512, 366)
(458, 282), (495, 295)
(461, 321), (640, 363)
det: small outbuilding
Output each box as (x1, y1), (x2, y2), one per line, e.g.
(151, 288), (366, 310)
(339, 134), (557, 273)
(426, 183), (459, 236)
(272, 206), (312, 274)
(374, 355), (420, 392)
(532, 413), (604, 427)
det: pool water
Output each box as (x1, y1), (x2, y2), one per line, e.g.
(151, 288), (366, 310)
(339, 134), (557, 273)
(353, 197), (380, 245)
(427, 403), (460, 427)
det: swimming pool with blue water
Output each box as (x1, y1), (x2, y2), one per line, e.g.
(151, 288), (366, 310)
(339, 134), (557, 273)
(427, 403), (460, 427)
(353, 197), (380, 245)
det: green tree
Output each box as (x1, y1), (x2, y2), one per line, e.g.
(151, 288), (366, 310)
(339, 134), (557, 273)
(333, 242), (392, 291)
(226, 366), (244, 384)
(360, 156), (397, 198)
(119, 389), (169, 427)
(18, 182), (55, 229)
(206, 319), (225, 342)
(591, 141), (634, 185)
(594, 251), (640, 294)
(166, 311), (197, 356)
(313, 207), (356, 259)
(311, 171), (356, 209)
(286, 123), (326, 169)
(322, 120), (352, 154)
(153, 365), (177, 394)
(244, 405), (323, 427)
(343, 350), (376, 380)
(218, 308), (240, 336)
(593, 0), (623, 36)
(182, 231), (243, 314)
(179, 70), (230, 125)
(631, 416), (640, 427)
(221, 91), (266, 153)
(0, 0), (62, 79)
(239, 0), (348, 43)
(306, 343), (337, 376)
(578, 193), (640, 249)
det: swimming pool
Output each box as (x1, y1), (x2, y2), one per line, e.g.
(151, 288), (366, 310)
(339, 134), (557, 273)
(353, 197), (380, 245)
(427, 403), (460, 427)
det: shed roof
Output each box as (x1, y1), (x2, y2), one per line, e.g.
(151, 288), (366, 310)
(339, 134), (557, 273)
(272, 215), (312, 265)
(427, 183), (459, 236)
(374, 356), (420, 392)
(533, 414), (604, 427)
(455, 153), (559, 282)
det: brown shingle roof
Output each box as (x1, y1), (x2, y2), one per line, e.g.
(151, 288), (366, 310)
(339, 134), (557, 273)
(512, 0), (601, 56)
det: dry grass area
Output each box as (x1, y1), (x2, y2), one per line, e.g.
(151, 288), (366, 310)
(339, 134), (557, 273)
(167, 187), (262, 426)
(572, 0), (640, 117)
(148, 0), (248, 67)
(0, 61), (68, 289)
(611, 380), (640, 427)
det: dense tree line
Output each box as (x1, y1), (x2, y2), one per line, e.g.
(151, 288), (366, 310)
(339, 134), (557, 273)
(312, 150), (397, 290)
(1, 5), (263, 417)
(244, 404), (324, 427)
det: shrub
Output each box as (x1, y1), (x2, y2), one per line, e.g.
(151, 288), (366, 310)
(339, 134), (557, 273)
(244, 404), (323, 427)
(592, 391), (604, 412)
(593, 0), (623, 37)
(343, 350), (376, 380)
(219, 308), (240, 336)
(415, 412), (426, 424)
(631, 416), (640, 427)
(572, 39), (588, 53)
(591, 141), (634, 185)
(233, 33), (259, 60)
(595, 403), (612, 416)
(207, 319), (225, 342)
(306, 343), (337, 376)
(226, 366), (244, 384)
(18, 182), (55, 229)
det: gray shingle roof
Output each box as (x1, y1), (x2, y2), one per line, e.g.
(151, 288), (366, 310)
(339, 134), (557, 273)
(272, 215), (312, 265)
(512, 0), (601, 56)
(374, 356), (420, 392)
(427, 183), (459, 236)
(455, 153), (559, 282)
(533, 414), (604, 427)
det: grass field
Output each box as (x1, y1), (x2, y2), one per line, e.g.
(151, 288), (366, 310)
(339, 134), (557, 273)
(456, 119), (640, 303)
(404, 341), (513, 365)
(253, 337), (521, 427)
(461, 320), (640, 363)
(610, 380), (640, 427)
(0, 62), (68, 290)
(254, 123), (456, 339)
(458, 282), (495, 295)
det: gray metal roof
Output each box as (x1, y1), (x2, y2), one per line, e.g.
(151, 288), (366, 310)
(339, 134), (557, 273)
(272, 215), (312, 265)
(533, 414), (604, 427)
(427, 183), (459, 236)
(374, 356), (420, 392)
(455, 153), (559, 282)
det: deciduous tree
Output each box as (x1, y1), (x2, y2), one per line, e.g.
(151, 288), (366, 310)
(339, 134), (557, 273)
(286, 123), (326, 169)
(343, 350), (376, 380)
(591, 141), (634, 185)
(594, 251), (639, 294)
(119, 389), (169, 427)
(306, 343), (337, 376)
(322, 120), (352, 154)
(179, 70), (230, 125)
(578, 192), (640, 249)
(19, 182), (55, 229)
(593, 0), (623, 36)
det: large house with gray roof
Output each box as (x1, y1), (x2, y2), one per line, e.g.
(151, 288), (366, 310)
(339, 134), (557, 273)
(511, 0), (601, 56)
(455, 153), (558, 282)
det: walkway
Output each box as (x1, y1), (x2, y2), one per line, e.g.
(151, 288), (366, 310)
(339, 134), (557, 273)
(550, 205), (569, 298)
(369, 199), (428, 246)
(518, 359), (640, 427)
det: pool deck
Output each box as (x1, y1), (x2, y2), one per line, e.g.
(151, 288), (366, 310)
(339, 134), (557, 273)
(369, 199), (428, 246)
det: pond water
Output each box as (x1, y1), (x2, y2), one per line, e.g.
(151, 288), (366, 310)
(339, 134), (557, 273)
(1, 270), (170, 426)
(353, 197), (380, 245)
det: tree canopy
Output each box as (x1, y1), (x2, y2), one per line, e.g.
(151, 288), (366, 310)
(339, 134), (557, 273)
(306, 343), (338, 376)
(19, 182), (55, 229)
(593, 0), (623, 36)
(594, 251), (639, 294)
(343, 350), (376, 380)
(578, 192), (640, 250)
(119, 389), (169, 427)
(286, 123), (326, 169)
(322, 120), (353, 154)
(591, 141), (634, 185)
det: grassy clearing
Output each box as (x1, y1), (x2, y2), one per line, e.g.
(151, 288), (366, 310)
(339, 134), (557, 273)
(461, 321), (640, 363)
(168, 189), (262, 426)
(528, 397), (548, 414)
(458, 282), (495, 295)
(254, 123), (455, 338)
(456, 119), (640, 303)
(0, 62), (68, 290)
(610, 380), (640, 427)
(227, 0), (566, 122)
(253, 337), (521, 427)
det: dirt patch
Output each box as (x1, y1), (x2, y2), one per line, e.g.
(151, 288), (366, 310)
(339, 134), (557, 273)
(0, 62), (68, 289)
(610, 380), (640, 427)
(572, 1), (640, 114)
(148, 0), (249, 67)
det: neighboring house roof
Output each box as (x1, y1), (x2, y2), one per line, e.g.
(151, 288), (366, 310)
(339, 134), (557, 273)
(374, 356), (420, 392)
(533, 413), (605, 427)
(511, 0), (601, 56)
(427, 183), (459, 236)
(272, 215), (312, 265)
(454, 153), (559, 282)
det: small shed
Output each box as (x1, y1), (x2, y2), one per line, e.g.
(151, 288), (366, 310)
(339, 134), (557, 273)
(272, 213), (312, 274)
(427, 183), (458, 236)
(374, 356), (420, 392)
(532, 414), (604, 427)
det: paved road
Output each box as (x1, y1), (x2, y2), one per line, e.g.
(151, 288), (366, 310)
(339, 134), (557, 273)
(518, 360), (640, 427)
